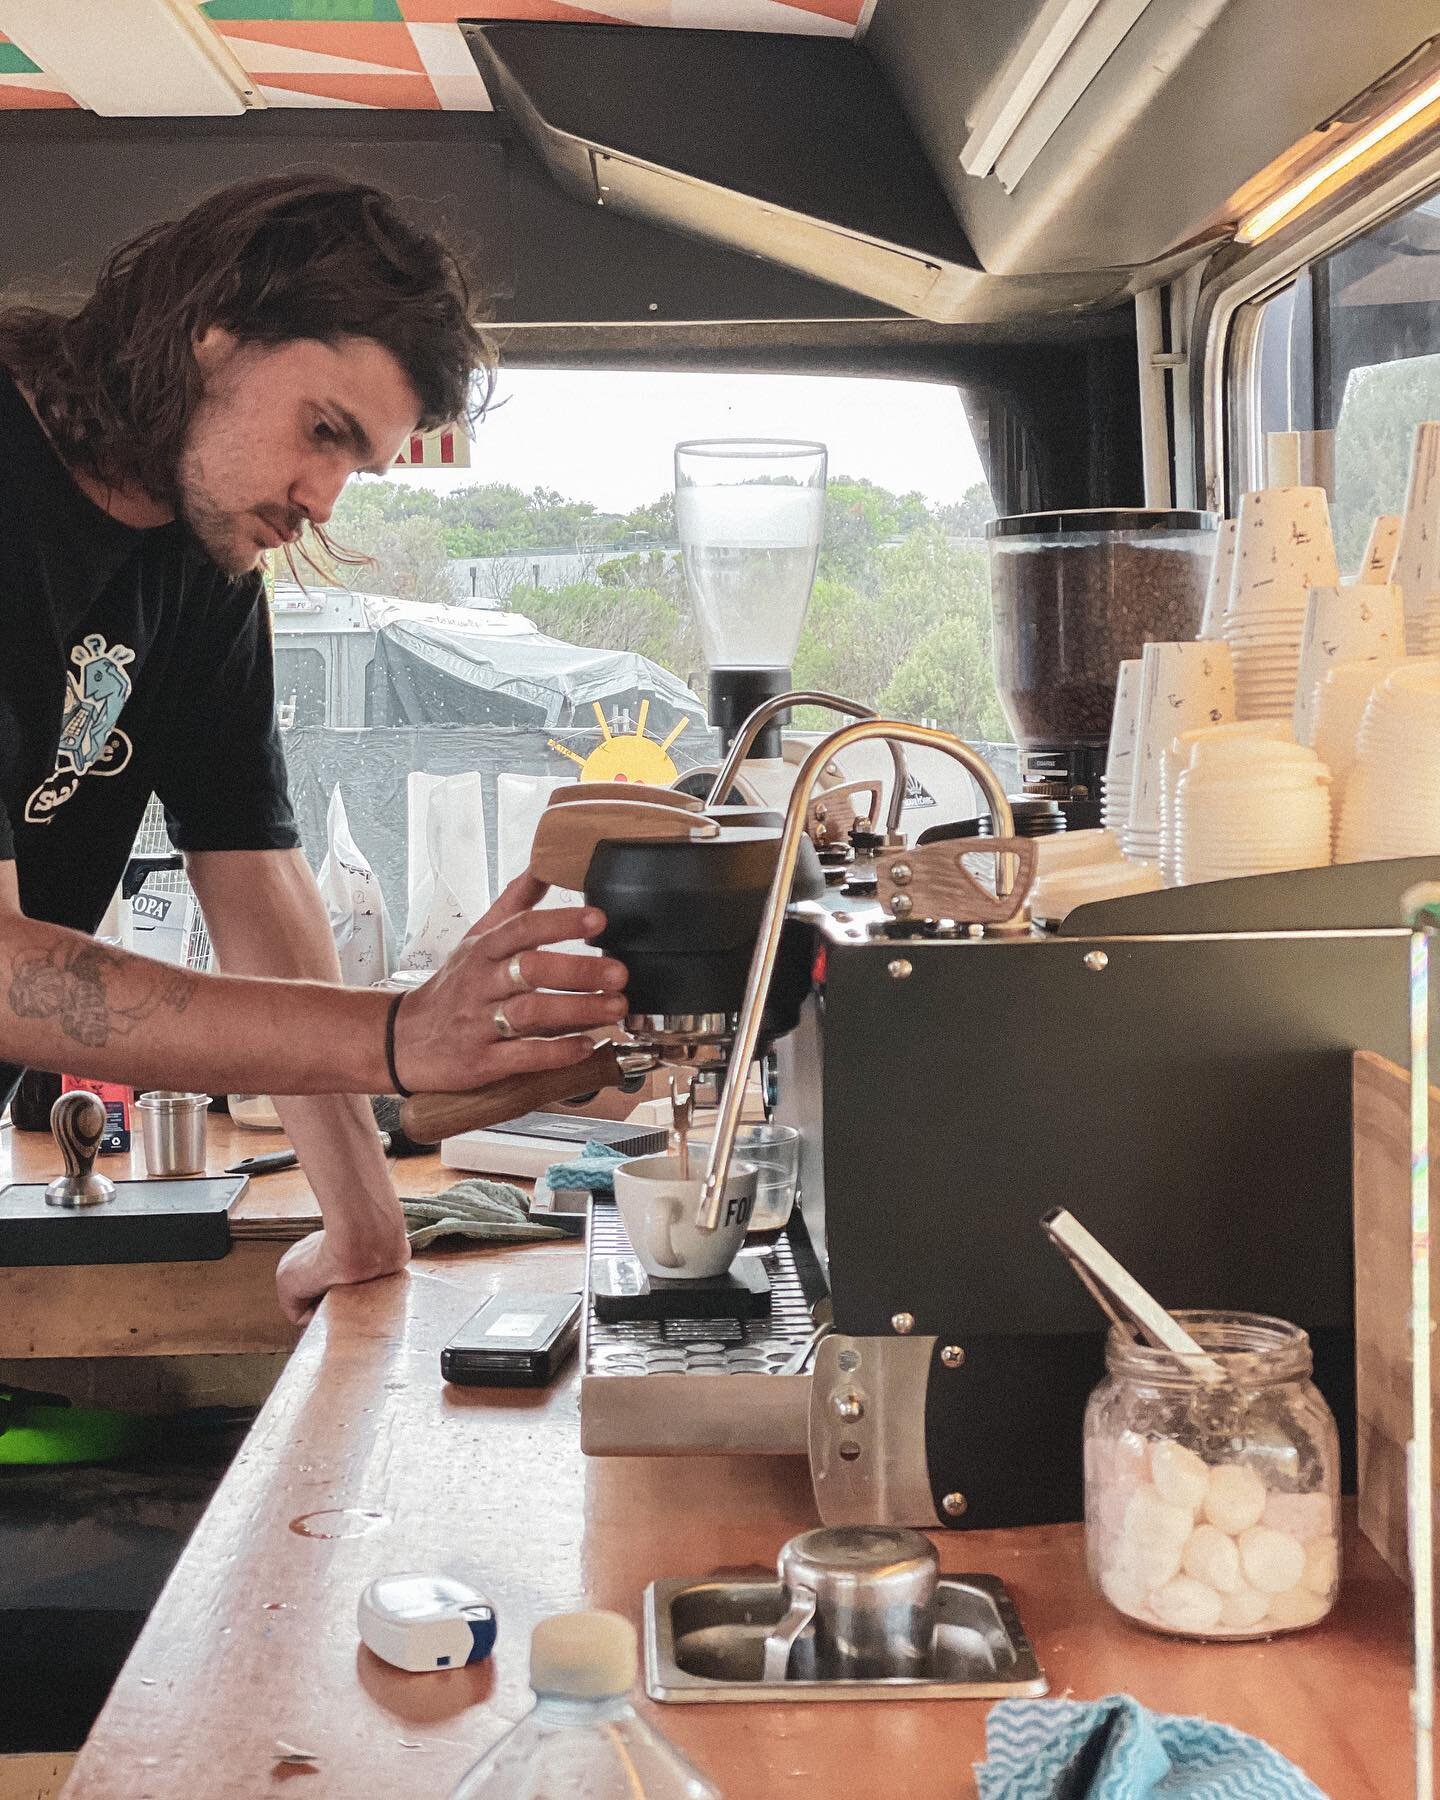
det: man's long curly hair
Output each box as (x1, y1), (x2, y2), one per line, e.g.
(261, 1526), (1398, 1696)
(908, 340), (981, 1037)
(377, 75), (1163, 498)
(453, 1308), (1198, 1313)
(0, 172), (492, 564)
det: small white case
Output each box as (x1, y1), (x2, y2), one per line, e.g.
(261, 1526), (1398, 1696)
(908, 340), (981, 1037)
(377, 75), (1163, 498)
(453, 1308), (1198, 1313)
(357, 1573), (496, 1673)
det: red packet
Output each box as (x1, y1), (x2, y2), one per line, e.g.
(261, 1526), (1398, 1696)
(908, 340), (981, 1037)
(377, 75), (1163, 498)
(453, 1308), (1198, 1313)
(61, 1074), (133, 1155)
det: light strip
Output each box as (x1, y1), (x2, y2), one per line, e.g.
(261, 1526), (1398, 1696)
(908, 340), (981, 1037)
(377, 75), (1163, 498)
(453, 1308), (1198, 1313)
(960, 0), (1103, 180)
(1237, 67), (1440, 244)
(992, 0), (1150, 193)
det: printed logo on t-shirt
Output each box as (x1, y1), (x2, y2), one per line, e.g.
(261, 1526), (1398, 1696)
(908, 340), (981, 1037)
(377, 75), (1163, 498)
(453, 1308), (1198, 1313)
(24, 634), (136, 824)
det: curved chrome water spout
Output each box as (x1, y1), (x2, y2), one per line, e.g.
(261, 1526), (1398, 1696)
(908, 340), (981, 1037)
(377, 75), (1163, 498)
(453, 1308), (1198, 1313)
(706, 691), (908, 837)
(696, 721), (1017, 1232)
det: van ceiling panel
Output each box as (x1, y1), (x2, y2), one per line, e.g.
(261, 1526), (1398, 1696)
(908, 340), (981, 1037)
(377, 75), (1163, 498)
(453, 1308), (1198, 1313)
(867, 0), (1440, 276)
(0, 2), (869, 114)
(463, 22), (1129, 326)
(0, 111), (897, 327)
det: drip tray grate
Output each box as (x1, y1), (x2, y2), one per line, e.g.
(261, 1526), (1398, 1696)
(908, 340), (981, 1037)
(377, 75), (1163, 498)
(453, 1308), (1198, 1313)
(581, 1200), (825, 1455)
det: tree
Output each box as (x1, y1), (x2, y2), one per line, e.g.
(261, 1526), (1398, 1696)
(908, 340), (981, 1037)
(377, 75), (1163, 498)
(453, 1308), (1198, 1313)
(596, 549), (687, 601)
(1332, 354), (1440, 572)
(513, 582), (701, 675)
(342, 514), (457, 607)
(792, 527), (1008, 739)
(470, 554), (534, 605)
(324, 466), (1010, 740)
(443, 523), (486, 560)
(937, 481), (997, 539)
(619, 493), (676, 542)
(819, 477), (903, 590)
(882, 612), (1009, 740)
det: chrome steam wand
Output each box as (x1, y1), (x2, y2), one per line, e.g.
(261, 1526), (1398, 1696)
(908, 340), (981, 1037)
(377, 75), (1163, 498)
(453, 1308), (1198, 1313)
(696, 720), (1018, 1232)
(706, 690), (909, 836)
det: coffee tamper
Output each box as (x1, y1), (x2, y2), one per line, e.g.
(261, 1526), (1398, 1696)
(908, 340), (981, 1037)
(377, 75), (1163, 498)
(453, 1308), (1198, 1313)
(45, 1090), (116, 1208)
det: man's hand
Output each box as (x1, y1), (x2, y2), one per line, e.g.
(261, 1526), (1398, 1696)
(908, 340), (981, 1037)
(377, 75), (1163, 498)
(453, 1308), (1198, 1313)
(274, 1223), (412, 1326)
(391, 873), (630, 1095)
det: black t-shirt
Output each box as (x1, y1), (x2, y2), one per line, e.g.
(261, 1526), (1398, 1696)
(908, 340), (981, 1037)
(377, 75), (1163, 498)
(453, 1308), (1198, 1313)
(0, 366), (300, 946)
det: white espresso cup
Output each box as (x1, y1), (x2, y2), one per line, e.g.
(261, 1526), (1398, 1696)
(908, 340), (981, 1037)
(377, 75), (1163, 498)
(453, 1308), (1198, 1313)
(613, 1150), (759, 1281)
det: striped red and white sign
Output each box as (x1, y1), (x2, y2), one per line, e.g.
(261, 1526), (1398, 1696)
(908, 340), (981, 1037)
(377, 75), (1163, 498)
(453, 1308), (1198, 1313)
(393, 424), (471, 469)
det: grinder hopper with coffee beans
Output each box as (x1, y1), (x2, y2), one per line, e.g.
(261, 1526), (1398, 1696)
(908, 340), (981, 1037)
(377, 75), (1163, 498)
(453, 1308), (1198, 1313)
(986, 508), (1216, 827)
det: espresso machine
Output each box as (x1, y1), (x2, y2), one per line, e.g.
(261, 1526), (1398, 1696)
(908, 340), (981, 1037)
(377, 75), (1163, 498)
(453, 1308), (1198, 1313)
(399, 487), (1433, 1532)
(400, 698), (1438, 1530)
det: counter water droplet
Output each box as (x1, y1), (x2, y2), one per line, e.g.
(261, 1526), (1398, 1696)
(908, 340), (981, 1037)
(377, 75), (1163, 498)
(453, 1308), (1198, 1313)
(289, 1508), (389, 1540)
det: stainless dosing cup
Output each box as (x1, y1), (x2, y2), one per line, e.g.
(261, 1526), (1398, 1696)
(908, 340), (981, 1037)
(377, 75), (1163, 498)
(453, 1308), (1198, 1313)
(763, 1526), (939, 1682)
(135, 1091), (209, 1177)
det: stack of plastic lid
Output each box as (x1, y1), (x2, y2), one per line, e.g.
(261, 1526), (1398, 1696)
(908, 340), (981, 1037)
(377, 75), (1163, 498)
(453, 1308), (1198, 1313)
(1156, 720), (1288, 886)
(1336, 659), (1440, 860)
(1173, 738), (1332, 884)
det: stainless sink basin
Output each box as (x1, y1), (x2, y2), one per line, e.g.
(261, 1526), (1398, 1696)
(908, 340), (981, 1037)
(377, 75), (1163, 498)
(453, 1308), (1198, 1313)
(644, 1574), (1047, 1703)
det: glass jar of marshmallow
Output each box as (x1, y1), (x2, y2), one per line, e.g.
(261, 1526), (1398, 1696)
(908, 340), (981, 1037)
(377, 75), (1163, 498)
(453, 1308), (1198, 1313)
(1084, 1311), (1340, 1640)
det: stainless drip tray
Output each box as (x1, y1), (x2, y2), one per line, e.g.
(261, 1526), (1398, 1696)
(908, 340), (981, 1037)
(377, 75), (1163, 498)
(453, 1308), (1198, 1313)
(644, 1575), (1047, 1703)
(580, 1199), (823, 1456)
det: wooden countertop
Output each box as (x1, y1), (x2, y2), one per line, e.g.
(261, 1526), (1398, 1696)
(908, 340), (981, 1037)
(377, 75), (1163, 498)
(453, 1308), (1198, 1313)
(60, 1242), (1419, 1800)
(0, 1114), (328, 1237)
(0, 1116), (458, 1359)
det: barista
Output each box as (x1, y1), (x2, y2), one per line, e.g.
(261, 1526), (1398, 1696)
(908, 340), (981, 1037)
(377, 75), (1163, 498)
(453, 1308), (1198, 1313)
(0, 174), (629, 1322)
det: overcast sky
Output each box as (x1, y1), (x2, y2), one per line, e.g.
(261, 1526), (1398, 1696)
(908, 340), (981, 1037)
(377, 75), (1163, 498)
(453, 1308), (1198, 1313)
(391, 368), (987, 513)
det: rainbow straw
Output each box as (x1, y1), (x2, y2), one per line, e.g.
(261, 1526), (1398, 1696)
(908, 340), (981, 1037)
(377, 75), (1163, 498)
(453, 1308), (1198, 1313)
(1403, 882), (1440, 1800)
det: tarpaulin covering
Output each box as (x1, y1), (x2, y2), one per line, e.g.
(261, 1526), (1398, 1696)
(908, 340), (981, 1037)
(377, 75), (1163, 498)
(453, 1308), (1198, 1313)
(360, 598), (703, 730)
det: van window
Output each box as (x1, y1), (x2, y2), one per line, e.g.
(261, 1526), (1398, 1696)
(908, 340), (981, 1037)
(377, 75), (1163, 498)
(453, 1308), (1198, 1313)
(313, 367), (1001, 741)
(1233, 188), (1440, 570)
(131, 366), (999, 975)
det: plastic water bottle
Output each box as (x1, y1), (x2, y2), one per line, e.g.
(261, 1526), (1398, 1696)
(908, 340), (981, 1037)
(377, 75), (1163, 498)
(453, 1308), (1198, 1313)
(448, 1611), (722, 1799)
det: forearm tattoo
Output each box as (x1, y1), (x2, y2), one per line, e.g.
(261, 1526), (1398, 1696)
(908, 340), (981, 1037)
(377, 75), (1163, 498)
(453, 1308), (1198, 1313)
(9, 942), (193, 1048)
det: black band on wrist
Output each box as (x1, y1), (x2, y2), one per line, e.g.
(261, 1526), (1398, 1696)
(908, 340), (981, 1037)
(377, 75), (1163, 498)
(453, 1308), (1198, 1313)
(384, 991), (411, 1098)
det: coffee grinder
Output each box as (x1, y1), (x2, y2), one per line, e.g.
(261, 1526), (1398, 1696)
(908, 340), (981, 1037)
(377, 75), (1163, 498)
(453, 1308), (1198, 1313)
(985, 508), (1217, 829)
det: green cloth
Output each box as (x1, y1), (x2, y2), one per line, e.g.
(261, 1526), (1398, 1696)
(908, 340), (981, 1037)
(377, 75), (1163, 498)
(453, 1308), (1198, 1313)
(400, 1178), (568, 1251)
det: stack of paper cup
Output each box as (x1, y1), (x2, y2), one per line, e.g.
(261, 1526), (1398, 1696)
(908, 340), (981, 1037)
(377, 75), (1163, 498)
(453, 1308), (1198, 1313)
(1312, 656), (1408, 799)
(1357, 513), (1401, 584)
(1157, 720), (1289, 885)
(1173, 739), (1332, 884)
(1197, 519), (1238, 641)
(1392, 424), (1440, 654)
(1223, 488), (1339, 721)
(1102, 659), (1143, 836)
(1336, 660), (1440, 861)
(1125, 641), (1236, 861)
(1292, 582), (1404, 745)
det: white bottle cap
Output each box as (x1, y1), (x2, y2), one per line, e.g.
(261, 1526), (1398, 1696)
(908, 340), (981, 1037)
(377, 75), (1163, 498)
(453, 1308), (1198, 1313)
(529, 1611), (637, 1699)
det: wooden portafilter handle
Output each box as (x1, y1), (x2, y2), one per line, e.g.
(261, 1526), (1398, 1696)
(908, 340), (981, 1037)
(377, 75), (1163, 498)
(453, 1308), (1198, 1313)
(45, 1089), (117, 1209)
(398, 1041), (638, 1146)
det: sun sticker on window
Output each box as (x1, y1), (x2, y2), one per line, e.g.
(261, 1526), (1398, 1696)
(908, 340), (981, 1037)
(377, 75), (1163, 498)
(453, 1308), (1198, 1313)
(549, 701), (692, 785)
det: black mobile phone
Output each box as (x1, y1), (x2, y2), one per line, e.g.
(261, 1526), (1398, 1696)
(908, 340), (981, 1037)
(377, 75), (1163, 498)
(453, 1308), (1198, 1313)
(440, 1290), (582, 1388)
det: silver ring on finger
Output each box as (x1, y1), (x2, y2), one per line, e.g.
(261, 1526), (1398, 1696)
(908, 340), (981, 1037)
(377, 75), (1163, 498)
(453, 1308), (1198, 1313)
(505, 954), (531, 992)
(492, 1002), (518, 1040)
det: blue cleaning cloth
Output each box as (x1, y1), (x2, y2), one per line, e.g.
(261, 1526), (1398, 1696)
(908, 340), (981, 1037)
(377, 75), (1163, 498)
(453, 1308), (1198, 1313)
(544, 1141), (628, 1198)
(975, 1696), (1328, 1800)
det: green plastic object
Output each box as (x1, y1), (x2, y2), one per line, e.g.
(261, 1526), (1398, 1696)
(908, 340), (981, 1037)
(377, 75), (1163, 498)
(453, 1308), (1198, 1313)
(0, 1402), (151, 1466)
